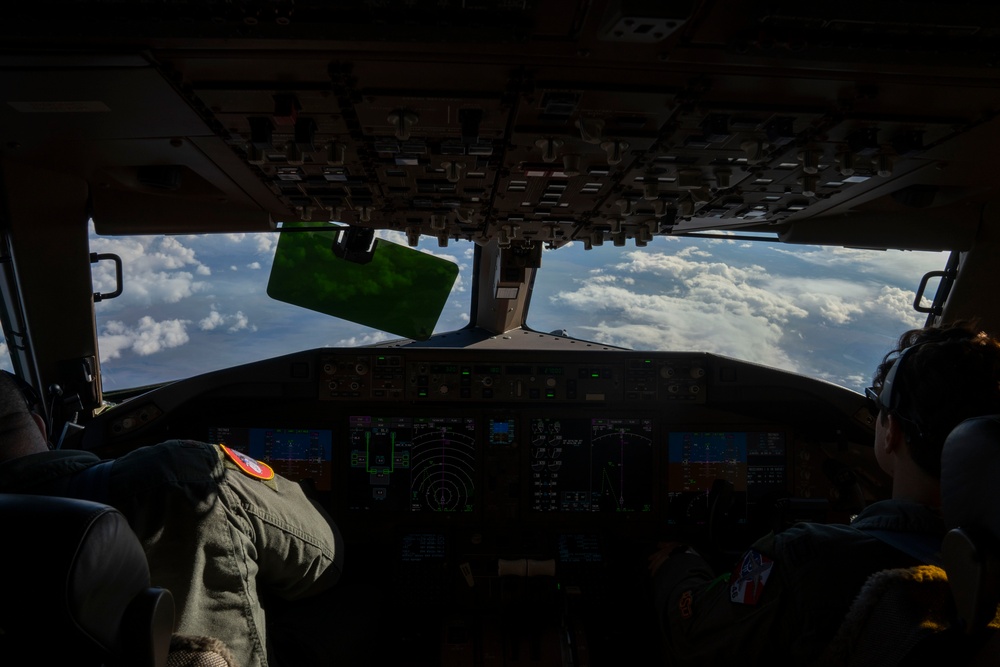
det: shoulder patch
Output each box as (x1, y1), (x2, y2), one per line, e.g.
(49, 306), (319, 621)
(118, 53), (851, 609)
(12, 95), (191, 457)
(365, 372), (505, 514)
(678, 590), (694, 619)
(730, 549), (774, 605)
(219, 444), (275, 481)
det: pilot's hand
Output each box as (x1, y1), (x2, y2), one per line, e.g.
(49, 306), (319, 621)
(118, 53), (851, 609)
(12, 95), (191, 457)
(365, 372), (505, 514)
(648, 540), (689, 578)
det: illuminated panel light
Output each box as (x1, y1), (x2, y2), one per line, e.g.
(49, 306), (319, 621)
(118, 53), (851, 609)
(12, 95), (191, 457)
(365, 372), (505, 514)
(496, 286), (520, 299)
(824, 181), (844, 187)
(508, 180), (527, 192)
(777, 162), (798, 169)
(521, 201), (533, 206)
(394, 157), (419, 166)
(763, 195), (782, 202)
(843, 175), (870, 183)
(753, 178), (774, 185)
(467, 172), (486, 178)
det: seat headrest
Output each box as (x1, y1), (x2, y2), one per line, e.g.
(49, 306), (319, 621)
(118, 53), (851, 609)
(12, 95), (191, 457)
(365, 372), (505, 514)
(941, 415), (1000, 539)
(0, 494), (153, 663)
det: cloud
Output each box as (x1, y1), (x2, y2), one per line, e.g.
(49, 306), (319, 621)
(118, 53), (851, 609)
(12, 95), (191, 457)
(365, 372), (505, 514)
(200, 309), (256, 333)
(90, 228), (210, 309)
(227, 311), (252, 333)
(333, 331), (396, 347)
(99, 316), (190, 362)
(247, 262), (261, 270)
(553, 279), (798, 370)
(199, 310), (225, 331)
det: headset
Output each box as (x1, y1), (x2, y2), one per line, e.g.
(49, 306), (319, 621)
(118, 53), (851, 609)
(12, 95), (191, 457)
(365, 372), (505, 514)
(868, 344), (926, 441)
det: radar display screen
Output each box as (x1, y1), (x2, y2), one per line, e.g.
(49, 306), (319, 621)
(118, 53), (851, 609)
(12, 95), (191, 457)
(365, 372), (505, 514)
(665, 431), (786, 524)
(531, 417), (654, 513)
(207, 427), (333, 490)
(348, 415), (477, 512)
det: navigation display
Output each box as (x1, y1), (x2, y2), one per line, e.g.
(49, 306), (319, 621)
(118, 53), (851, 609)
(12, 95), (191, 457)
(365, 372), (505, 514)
(348, 416), (477, 512)
(666, 431), (786, 524)
(531, 417), (654, 513)
(208, 427), (334, 490)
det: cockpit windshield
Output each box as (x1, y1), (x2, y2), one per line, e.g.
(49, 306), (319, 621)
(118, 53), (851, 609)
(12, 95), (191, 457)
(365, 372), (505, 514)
(529, 237), (947, 392)
(84, 218), (945, 394)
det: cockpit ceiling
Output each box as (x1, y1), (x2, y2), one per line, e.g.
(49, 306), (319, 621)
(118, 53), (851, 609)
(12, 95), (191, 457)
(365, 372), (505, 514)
(2, 1), (999, 250)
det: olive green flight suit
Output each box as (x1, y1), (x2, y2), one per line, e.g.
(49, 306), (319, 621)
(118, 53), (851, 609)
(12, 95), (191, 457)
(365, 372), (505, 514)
(0, 440), (344, 667)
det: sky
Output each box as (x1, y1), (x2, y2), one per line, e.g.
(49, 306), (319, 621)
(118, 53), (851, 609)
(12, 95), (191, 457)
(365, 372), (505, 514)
(0, 223), (946, 394)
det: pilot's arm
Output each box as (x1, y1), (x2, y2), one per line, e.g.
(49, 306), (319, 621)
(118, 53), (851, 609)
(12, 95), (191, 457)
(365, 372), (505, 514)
(218, 445), (345, 599)
(651, 534), (783, 665)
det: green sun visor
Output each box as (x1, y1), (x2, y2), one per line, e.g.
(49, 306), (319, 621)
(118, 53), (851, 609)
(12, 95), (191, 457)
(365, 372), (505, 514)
(267, 224), (459, 340)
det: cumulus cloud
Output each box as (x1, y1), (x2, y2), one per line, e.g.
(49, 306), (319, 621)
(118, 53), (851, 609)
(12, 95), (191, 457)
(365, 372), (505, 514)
(552, 279), (798, 371)
(99, 316), (190, 362)
(200, 309), (256, 333)
(333, 331), (396, 347)
(199, 310), (225, 331)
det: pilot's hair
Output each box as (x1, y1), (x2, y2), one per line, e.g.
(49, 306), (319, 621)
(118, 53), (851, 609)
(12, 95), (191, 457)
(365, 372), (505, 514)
(872, 324), (1000, 479)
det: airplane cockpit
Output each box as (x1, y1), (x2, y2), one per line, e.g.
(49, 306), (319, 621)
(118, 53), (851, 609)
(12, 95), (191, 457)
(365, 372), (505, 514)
(1, 1), (999, 664)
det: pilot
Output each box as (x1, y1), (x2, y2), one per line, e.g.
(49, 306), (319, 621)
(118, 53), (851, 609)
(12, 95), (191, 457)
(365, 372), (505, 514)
(649, 324), (1000, 666)
(0, 374), (344, 667)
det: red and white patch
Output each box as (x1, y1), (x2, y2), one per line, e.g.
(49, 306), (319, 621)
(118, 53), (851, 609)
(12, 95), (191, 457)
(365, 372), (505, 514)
(729, 550), (774, 605)
(220, 444), (275, 480)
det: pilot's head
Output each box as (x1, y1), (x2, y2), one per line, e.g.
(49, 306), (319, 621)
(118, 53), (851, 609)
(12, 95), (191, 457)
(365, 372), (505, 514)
(0, 371), (49, 463)
(869, 324), (1000, 481)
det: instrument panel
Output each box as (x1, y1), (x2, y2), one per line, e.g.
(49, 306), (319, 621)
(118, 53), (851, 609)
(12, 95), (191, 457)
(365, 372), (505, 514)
(91, 346), (880, 528)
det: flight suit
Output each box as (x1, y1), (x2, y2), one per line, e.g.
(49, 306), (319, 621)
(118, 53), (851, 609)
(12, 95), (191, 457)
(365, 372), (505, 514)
(0, 440), (344, 667)
(653, 500), (944, 666)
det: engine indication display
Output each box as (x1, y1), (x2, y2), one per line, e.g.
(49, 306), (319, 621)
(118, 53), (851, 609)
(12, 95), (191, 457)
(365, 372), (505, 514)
(531, 417), (654, 513)
(349, 415), (477, 512)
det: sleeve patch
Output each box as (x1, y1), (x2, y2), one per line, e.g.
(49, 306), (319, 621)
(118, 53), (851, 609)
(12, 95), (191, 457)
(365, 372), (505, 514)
(678, 590), (694, 619)
(729, 549), (774, 605)
(219, 444), (275, 481)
